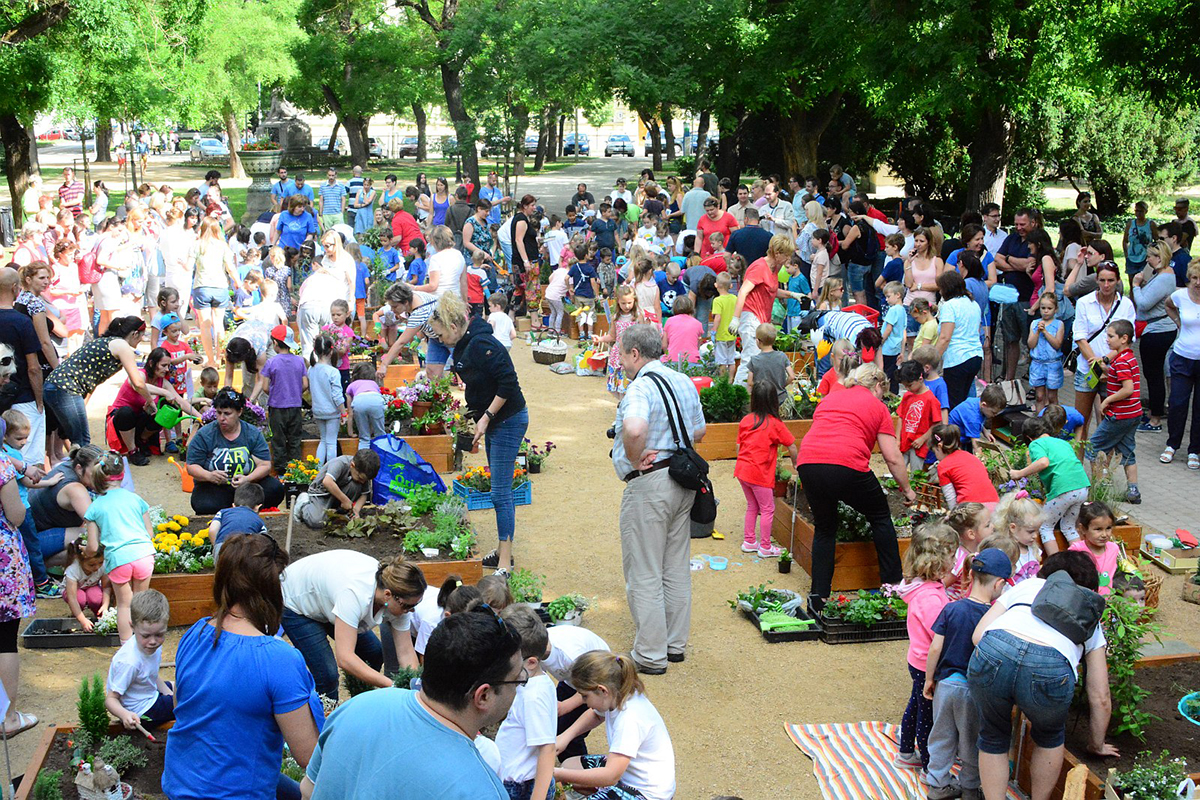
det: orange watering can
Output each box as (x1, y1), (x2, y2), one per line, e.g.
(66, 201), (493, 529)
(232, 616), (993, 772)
(168, 457), (193, 493)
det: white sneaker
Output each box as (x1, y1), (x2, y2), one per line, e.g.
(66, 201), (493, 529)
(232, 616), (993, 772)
(292, 492), (310, 522)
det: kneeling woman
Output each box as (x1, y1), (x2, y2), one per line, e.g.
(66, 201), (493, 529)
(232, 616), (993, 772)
(108, 347), (198, 466)
(280, 551), (425, 699)
(185, 388), (285, 514)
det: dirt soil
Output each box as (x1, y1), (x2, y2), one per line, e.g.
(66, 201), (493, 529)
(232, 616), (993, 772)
(781, 483), (915, 540)
(1064, 660), (1200, 775)
(40, 728), (167, 796)
(13, 336), (1200, 799)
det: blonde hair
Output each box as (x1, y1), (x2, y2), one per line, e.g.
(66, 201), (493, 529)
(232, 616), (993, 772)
(903, 521), (959, 581)
(89, 451), (125, 495)
(816, 278), (844, 310)
(977, 532), (1021, 567)
(476, 574), (513, 610)
(992, 491), (1044, 535)
(268, 246), (286, 268)
(910, 345), (941, 370)
(804, 200), (826, 228)
(767, 234), (796, 260)
(883, 280), (905, 298)
(569, 651), (645, 709)
(130, 589), (170, 626)
(946, 502), (989, 538)
(259, 278), (278, 302)
(614, 285), (639, 320)
(755, 323), (777, 345)
(432, 291), (469, 331)
(1, 408), (30, 434)
(843, 364), (887, 392)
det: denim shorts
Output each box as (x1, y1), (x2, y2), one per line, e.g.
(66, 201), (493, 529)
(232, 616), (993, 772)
(426, 335), (452, 366)
(578, 756), (647, 799)
(847, 262), (871, 294)
(968, 630), (1076, 753)
(1088, 415), (1139, 465)
(1028, 358), (1064, 389)
(503, 778), (555, 800)
(996, 302), (1028, 343)
(192, 286), (230, 309)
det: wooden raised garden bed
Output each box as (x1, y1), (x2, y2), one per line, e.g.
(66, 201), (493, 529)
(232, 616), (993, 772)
(149, 511), (482, 627)
(770, 493), (1143, 592)
(300, 434), (454, 473)
(1015, 652), (1200, 800)
(17, 723), (168, 800)
(697, 419), (813, 462)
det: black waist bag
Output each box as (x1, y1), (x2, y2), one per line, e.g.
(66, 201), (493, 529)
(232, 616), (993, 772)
(644, 372), (716, 524)
(1024, 571), (1106, 645)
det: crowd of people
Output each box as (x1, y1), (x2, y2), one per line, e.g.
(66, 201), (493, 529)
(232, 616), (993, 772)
(0, 154), (1195, 799)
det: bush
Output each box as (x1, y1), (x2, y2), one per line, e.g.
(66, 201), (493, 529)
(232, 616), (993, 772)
(98, 735), (148, 774)
(32, 770), (63, 800)
(699, 378), (748, 423)
(77, 674), (108, 748)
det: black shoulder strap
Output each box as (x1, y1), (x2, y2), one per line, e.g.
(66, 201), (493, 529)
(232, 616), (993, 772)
(644, 371), (693, 450)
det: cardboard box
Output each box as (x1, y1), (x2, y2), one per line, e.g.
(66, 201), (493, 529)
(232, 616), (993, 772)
(516, 317), (531, 332)
(1141, 542), (1200, 574)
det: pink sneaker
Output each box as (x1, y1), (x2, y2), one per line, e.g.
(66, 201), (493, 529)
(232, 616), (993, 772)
(741, 541), (760, 554)
(758, 544), (784, 558)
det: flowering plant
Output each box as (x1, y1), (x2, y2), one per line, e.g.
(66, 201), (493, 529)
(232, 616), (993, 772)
(239, 138), (281, 152)
(519, 439), (556, 468)
(456, 466), (528, 492)
(152, 520), (214, 574)
(321, 323), (354, 357)
(200, 401), (268, 430)
(821, 588), (907, 627)
(412, 403), (462, 434)
(347, 335), (378, 357)
(385, 395), (413, 427)
(284, 456), (320, 485)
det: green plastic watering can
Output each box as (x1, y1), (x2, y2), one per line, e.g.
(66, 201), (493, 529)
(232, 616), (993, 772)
(154, 401), (197, 428)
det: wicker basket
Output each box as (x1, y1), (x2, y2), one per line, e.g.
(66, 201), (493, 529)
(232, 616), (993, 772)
(532, 346), (567, 365)
(1143, 570), (1163, 609)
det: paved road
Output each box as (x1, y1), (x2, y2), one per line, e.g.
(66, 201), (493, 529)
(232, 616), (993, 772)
(505, 156), (656, 215)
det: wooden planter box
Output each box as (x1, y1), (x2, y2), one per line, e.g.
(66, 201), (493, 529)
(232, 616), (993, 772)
(770, 496), (1143, 592)
(382, 363), (421, 389)
(785, 351), (814, 371)
(696, 419), (814, 461)
(300, 434), (454, 472)
(1014, 651), (1200, 800)
(17, 722), (165, 800)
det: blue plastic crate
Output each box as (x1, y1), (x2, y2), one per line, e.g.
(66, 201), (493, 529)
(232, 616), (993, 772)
(453, 479), (532, 511)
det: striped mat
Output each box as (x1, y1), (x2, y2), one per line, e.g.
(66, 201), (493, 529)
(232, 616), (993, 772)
(784, 722), (1022, 800)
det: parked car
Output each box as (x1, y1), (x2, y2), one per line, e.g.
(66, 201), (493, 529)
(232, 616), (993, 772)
(563, 132), (590, 155)
(368, 137), (385, 158)
(316, 136), (345, 155)
(681, 132), (719, 155)
(396, 136), (420, 158)
(643, 130), (681, 157)
(190, 138), (229, 159)
(524, 135), (540, 156)
(36, 128), (66, 141)
(604, 134), (635, 157)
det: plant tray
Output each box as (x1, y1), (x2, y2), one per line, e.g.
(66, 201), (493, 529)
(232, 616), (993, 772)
(21, 618), (120, 649)
(817, 613), (909, 645)
(740, 607), (821, 643)
(453, 479), (532, 511)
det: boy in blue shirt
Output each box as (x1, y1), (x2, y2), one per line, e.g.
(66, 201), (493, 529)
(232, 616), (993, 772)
(347, 243), (371, 337)
(208, 483), (268, 561)
(875, 233), (906, 292)
(378, 239), (401, 280)
(922, 548), (1012, 800)
(1040, 403), (1085, 438)
(880, 281), (907, 390)
(589, 203), (619, 252)
(948, 384), (1006, 453)
(779, 256), (812, 333)
(563, 205), (588, 238)
(654, 261), (687, 319)
(911, 345), (949, 423)
(567, 246), (600, 341)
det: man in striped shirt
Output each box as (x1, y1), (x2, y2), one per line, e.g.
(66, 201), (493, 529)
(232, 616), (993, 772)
(57, 167), (85, 216)
(318, 167), (347, 232)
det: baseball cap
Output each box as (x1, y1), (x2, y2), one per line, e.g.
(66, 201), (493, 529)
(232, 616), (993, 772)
(158, 313), (181, 330)
(270, 325), (296, 347)
(971, 548), (1013, 580)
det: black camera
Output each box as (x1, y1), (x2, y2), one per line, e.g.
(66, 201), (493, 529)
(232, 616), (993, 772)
(606, 426), (616, 439)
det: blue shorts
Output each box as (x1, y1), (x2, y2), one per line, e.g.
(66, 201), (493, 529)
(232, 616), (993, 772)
(426, 336), (452, 366)
(906, 313), (920, 335)
(1088, 415), (1139, 465)
(847, 262), (871, 294)
(1028, 358), (1064, 390)
(969, 631), (1075, 753)
(191, 286), (230, 309)
(503, 778), (556, 800)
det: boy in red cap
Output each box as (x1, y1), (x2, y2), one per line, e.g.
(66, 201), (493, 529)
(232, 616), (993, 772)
(250, 325), (308, 474)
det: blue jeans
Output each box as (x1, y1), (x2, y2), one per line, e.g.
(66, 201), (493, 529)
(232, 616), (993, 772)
(427, 336), (452, 366)
(1167, 352), (1200, 455)
(847, 261), (871, 294)
(485, 407), (529, 543)
(968, 630), (1075, 754)
(1088, 415), (1139, 465)
(352, 393), (386, 450)
(281, 608), (390, 700)
(18, 515), (51, 586)
(44, 382), (90, 445)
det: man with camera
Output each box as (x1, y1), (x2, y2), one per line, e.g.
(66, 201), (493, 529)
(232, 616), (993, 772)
(609, 324), (706, 674)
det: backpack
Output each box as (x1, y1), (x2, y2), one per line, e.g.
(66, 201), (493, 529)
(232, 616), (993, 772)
(847, 219), (878, 264)
(1015, 571), (1106, 645)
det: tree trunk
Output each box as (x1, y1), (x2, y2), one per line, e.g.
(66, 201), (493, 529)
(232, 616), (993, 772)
(555, 112), (565, 162)
(715, 107), (743, 184)
(694, 109), (711, 165)
(80, 134), (92, 209)
(545, 105), (559, 162)
(440, 63), (479, 195)
(662, 106), (677, 161)
(640, 109), (662, 172)
(1, 114), (34, 225)
(95, 117), (112, 162)
(223, 106), (246, 179)
(533, 109), (549, 172)
(343, 116), (370, 166)
(512, 107), (529, 177)
(965, 106), (1016, 214)
(412, 103), (427, 161)
(778, 90), (843, 178)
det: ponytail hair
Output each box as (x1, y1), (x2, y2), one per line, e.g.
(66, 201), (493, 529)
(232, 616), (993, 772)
(89, 451), (125, 495)
(375, 555), (428, 599)
(437, 574), (464, 609)
(309, 333), (336, 367)
(945, 502), (987, 537)
(568, 651), (644, 710)
(930, 423), (960, 454)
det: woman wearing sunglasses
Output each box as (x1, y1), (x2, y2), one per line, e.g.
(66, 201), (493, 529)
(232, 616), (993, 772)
(184, 388), (285, 514)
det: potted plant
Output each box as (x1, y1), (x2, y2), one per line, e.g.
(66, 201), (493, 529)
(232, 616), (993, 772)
(1108, 751), (1189, 799)
(508, 568), (544, 607)
(453, 466), (532, 510)
(699, 377), (749, 424)
(546, 593), (590, 626)
(774, 459), (792, 497)
(236, 137), (283, 177)
(778, 549), (793, 574)
(521, 439), (556, 474)
(283, 456), (319, 489)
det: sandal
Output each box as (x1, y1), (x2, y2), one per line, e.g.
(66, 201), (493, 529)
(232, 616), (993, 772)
(1189, 454), (1200, 471)
(1161, 447), (1176, 464)
(1, 711), (38, 740)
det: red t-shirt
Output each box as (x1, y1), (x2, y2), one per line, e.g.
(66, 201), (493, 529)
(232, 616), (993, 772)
(390, 210), (426, 255)
(1105, 348), (1142, 420)
(936, 449), (999, 504)
(867, 207), (888, 248)
(816, 370), (842, 396)
(742, 257), (778, 323)
(734, 414), (796, 488)
(696, 212), (739, 257)
(701, 254), (728, 274)
(899, 389), (942, 457)
(798, 385), (894, 472)
(160, 339), (193, 395)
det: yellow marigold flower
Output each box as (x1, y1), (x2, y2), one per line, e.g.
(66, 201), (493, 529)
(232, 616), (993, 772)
(156, 523), (169, 532)
(180, 533), (193, 543)
(167, 522), (181, 532)
(174, 515), (189, 524)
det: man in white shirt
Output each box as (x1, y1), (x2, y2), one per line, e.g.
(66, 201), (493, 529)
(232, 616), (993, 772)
(607, 177), (634, 207)
(727, 184), (753, 227)
(759, 182), (795, 236)
(680, 177), (711, 231)
(981, 202), (1007, 255)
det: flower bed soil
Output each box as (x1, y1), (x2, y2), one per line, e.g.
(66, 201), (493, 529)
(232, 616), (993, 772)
(32, 727), (166, 798)
(1062, 659), (1200, 776)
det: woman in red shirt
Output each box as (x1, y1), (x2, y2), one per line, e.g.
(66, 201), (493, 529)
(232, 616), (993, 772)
(796, 365), (916, 607)
(108, 347), (197, 465)
(730, 234), (792, 384)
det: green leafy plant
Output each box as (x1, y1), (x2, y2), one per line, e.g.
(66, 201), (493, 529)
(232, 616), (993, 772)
(98, 734), (148, 773)
(728, 582), (794, 614)
(508, 568), (545, 604)
(391, 665), (423, 689)
(1182, 694), (1200, 723)
(399, 482), (444, 516)
(77, 674), (109, 748)
(1114, 751), (1188, 799)
(821, 589), (908, 627)
(32, 769), (63, 800)
(327, 501), (414, 540)
(450, 530), (476, 560)
(546, 593), (590, 621)
(699, 378), (749, 423)
(835, 502), (873, 542)
(779, 549), (793, 565)
(1103, 591), (1161, 739)
(341, 669), (377, 698)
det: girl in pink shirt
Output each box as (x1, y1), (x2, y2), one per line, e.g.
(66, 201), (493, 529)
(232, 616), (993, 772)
(1067, 501), (1119, 595)
(894, 522), (959, 770)
(661, 295), (703, 363)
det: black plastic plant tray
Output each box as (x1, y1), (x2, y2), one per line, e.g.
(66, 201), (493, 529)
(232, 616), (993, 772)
(741, 607), (821, 643)
(817, 613), (909, 645)
(22, 618), (120, 648)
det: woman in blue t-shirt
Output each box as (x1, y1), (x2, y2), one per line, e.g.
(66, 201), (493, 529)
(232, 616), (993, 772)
(163, 534), (323, 800)
(275, 196), (318, 251)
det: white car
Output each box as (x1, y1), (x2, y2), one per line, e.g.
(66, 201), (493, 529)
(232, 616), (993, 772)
(604, 134), (635, 157)
(190, 138), (229, 159)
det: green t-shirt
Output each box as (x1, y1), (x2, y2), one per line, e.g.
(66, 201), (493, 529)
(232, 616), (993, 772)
(1029, 436), (1090, 500)
(711, 293), (738, 341)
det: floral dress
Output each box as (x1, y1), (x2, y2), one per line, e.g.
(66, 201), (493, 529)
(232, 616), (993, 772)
(264, 261), (294, 318)
(606, 316), (638, 395)
(0, 458), (37, 623)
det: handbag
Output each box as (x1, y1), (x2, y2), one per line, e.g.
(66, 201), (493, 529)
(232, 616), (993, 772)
(1027, 571), (1106, 645)
(643, 372), (717, 524)
(1134, 315), (1165, 338)
(1065, 299), (1120, 373)
(996, 379), (1029, 408)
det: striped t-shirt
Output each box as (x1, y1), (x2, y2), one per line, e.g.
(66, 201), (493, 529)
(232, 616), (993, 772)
(318, 182), (347, 214)
(1105, 348), (1142, 420)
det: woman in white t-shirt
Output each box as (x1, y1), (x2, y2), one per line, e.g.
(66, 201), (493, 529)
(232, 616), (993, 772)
(319, 230), (356, 304)
(968, 552), (1117, 800)
(1071, 262), (1135, 439)
(280, 551), (425, 700)
(1162, 259), (1200, 466)
(189, 217), (241, 369)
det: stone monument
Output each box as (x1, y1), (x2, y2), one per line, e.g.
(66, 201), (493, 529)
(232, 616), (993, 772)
(256, 91), (314, 153)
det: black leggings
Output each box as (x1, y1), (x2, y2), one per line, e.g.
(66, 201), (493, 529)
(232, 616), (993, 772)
(1139, 330), (1176, 418)
(0, 619), (19, 654)
(943, 356), (982, 410)
(110, 406), (162, 445)
(795, 463), (902, 598)
(191, 477), (286, 515)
